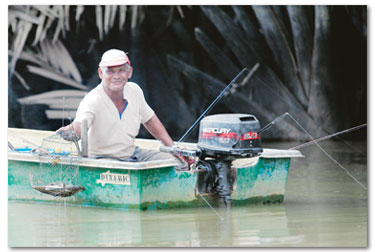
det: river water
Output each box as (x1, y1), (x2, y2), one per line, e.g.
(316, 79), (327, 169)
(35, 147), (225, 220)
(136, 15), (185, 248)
(7, 140), (367, 247)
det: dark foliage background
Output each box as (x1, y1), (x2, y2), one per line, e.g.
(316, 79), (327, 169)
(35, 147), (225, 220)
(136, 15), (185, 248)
(8, 5), (367, 142)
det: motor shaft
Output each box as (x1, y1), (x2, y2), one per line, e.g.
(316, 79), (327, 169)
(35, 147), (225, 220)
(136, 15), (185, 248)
(214, 160), (233, 208)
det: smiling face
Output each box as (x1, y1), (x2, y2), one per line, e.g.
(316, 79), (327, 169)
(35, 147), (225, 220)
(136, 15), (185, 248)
(98, 64), (133, 94)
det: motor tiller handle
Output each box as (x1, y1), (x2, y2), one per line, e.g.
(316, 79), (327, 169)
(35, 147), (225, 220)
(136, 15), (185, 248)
(160, 146), (202, 158)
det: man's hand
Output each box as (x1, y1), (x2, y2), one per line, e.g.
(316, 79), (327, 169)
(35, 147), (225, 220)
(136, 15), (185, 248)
(56, 122), (82, 142)
(174, 155), (197, 171)
(57, 129), (79, 142)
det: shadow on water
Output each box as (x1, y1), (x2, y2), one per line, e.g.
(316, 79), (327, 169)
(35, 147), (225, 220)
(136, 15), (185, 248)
(8, 140), (367, 247)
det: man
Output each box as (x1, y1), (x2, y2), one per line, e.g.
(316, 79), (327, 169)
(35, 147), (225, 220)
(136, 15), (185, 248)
(57, 49), (185, 165)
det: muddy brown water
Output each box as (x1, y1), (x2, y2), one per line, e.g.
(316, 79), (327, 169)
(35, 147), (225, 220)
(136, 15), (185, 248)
(8, 140), (367, 247)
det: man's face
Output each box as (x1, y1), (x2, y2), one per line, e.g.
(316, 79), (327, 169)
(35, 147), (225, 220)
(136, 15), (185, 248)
(98, 64), (133, 93)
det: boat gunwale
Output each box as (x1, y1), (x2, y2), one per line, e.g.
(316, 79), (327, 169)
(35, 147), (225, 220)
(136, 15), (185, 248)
(8, 147), (303, 171)
(7, 151), (179, 170)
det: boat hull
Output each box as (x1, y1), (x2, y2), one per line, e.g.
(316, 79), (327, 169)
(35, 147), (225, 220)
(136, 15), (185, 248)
(8, 154), (294, 210)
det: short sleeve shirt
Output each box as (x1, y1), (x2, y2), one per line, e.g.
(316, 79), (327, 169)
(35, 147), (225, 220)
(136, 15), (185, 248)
(74, 82), (154, 158)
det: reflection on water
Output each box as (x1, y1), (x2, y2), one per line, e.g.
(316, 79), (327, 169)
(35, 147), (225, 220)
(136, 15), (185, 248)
(8, 141), (367, 247)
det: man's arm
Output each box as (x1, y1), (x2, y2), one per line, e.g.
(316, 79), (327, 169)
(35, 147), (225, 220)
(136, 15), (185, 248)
(144, 115), (190, 166)
(143, 114), (174, 146)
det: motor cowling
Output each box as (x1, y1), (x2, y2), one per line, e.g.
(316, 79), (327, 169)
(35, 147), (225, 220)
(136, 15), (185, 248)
(198, 114), (263, 159)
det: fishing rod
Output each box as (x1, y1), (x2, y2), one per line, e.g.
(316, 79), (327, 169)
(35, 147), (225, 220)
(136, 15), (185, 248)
(178, 68), (248, 143)
(289, 124), (367, 150)
(8, 141), (16, 151)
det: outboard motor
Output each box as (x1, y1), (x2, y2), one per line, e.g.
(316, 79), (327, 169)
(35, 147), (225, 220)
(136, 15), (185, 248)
(160, 113), (263, 207)
(198, 114), (262, 159)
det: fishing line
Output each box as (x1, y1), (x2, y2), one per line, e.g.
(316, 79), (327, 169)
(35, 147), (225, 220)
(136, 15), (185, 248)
(60, 96), (81, 156)
(66, 100), (88, 184)
(289, 124), (367, 150)
(261, 112), (367, 190)
(62, 96), (66, 128)
(69, 121), (81, 156)
(253, 74), (363, 154)
(186, 177), (224, 220)
(253, 75), (307, 117)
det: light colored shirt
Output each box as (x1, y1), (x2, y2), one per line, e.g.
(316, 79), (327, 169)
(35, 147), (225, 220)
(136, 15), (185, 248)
(74, 82), (154, 158)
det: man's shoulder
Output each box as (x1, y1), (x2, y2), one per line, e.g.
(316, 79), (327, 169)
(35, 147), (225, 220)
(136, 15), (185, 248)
(81, 84), (102, 103)
(125, 82), (142, 90)
(124, 82), (144, 94)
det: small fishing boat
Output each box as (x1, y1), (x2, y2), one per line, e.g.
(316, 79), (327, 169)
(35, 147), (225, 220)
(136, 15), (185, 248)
(8, 127), (303, 210)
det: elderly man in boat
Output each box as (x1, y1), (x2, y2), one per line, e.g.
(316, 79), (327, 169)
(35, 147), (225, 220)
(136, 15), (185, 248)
(57, 49), (186, 167)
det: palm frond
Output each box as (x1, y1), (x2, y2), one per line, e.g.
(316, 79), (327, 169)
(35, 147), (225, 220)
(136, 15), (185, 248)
(51, 40), (82, 83)
(200, 6), (258, 67)
(52, 6), (65, 42)
(286, 6), (314, 98)
(308, 6), (339, 132)
(119, 5), (127, 31)
(45, 109), (77, 119)
(8, 14), (18, 32)
(17, 89), (86, 105)
(9, 20), (33, 75)
(110, 5), (118, 27)
(95, 5), (104, 41)
(131, 5), (138, 31)
(104, 5), (111, 35)
(8, 7), (40, 25)
(39, 6), (59, 42)
(17, 39), (83, 86)
(17, 89), (86, 120)
(64, 5), (70, 31)
(176, 6), (185, 18)
(13, 71), (31, 90)
(194, 27), (239, 80)
(27, 65), (86, 90)
(31, 5), (59, 19)
(252, 6), (308, 107)
(32, 13), (47, 46)
(75, 5), (84, 21)
(8, 50), (43, 66)
(231, 6), (271, 61)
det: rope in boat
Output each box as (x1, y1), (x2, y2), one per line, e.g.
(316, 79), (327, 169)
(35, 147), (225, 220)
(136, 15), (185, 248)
(261, 112), (367, 190)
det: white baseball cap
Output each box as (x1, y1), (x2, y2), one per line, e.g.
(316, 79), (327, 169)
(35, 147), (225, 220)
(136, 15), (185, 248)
(99, 49), (131, 67)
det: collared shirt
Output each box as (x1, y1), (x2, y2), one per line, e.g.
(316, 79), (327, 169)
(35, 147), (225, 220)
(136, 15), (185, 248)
(74, 81), (154, 158)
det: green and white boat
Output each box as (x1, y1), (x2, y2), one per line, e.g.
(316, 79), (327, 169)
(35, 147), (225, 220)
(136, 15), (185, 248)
(8, 128), (303, 210)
